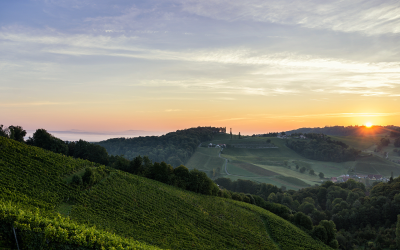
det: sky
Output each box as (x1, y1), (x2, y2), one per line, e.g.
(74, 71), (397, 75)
(1, 0), (400, 140)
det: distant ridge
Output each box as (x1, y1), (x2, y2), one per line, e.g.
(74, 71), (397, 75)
(286, 125), (397, 136)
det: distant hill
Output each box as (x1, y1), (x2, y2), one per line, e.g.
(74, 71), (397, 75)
(97, 127), (222, 167)
(286, 125), (397, 137)
(0, 136), (333, 249)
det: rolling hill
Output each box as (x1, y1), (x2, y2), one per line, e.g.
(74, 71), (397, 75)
(0, 136), (333, 249)
(186, 134), (400, 190)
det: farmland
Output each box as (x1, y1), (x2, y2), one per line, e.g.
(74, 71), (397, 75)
(186, 134), (400, 190)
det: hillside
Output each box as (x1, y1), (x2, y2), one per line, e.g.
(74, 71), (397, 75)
(96, 127), (219, 167)
(187, 134), (400, 190)
(0, 136), (333, 249)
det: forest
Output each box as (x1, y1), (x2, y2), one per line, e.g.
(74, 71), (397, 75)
(216, 177), (400, 249)
(286, 133), (361, 162)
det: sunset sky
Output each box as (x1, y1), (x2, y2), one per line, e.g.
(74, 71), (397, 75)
(1, 0), (400, 140)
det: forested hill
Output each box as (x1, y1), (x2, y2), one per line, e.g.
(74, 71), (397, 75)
(97, 127), (220, 166)
(286, 125), (397, 136)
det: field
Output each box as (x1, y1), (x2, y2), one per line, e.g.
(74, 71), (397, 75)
(0, 137), (332, 250)
(186, 134), (400, 190)
(185, 147), (225, 177)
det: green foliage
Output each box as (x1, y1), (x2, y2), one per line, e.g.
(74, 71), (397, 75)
(0, 202), (160, 250)
(71, 174), (82, 186)
(8, 125), (26, 142)
(286, 134), (360, 162)
(27, 129), (68, 155)
(312, 225), (328, 244)
(397, 214), (400, 248)
(319, 172), (325, 179)
(0, 136), (92, 209)
(0, 124), (9, 138)
(300, 166), (306, 173)
(69, 140), (109, 165)
(97, 127), (218, 167)
(294, 212), (313, 230)
(263, 213), (331, 250)
(82, 166), (109, 187)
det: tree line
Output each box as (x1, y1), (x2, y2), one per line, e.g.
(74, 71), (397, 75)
(286, 133), (360, 162)
(216, 176), (400, 249)
(96, 127), (218, 167)
(286, 125), (398, 136)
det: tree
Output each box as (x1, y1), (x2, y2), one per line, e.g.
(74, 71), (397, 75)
(300, 166), (306, 173)
(294, 212), (313, 230)
(309, 169), (315, 175)
(319, 220), (337, 248)
(130, 155), (143, 174)
(312, 225), (328, 244)
(173, 165), (190, 189)
(8, 125), (26, 142)
(319, 172), (325, 179)
(0, 125), (9, 138)
(397, 214), (400, 248)
(27, 129), (68, 155)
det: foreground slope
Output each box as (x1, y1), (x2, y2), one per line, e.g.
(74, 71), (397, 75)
(0, 137), (332, 249)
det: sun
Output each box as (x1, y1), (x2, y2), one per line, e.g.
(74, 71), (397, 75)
(366, 122), (372, 128)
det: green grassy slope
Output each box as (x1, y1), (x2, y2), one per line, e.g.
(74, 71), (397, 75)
(185, 147), (224, 174)
(187, 135), (400, 190)
(329, 135), (379, 150)
(0, 137), (332, 250)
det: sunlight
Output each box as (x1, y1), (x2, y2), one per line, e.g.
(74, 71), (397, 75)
(366, 122), (372, 128)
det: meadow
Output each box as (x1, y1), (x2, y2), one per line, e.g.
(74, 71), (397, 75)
(186, 134), (400, 190)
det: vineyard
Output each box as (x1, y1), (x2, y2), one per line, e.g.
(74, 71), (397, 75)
(0, 137), (333, 249)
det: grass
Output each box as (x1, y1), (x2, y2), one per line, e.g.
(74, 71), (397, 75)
(62, 167), (88, 183)
(329, 135), (380, 150)
(57, 202), (74, 216)
(276, 176), (310, 187)
(185, 147), (224, 174)
(353, 156), (400, 176)
(231, 161), (279, 176)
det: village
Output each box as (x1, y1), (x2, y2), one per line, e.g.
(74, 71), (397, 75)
(329, 174), (390, 186)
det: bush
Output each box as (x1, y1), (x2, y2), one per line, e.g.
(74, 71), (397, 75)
(71, 174), (82, 186)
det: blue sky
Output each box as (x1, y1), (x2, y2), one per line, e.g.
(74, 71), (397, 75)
(1, 0), (400, 138)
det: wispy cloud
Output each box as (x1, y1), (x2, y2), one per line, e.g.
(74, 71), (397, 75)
(165, 109), (181, 112)
(0, 102), (69, 107)
(253, 112), (400, 119)
(180, 0), (400, 35)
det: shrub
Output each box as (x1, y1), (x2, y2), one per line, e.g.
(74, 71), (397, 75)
(71, 174), (82, 186)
